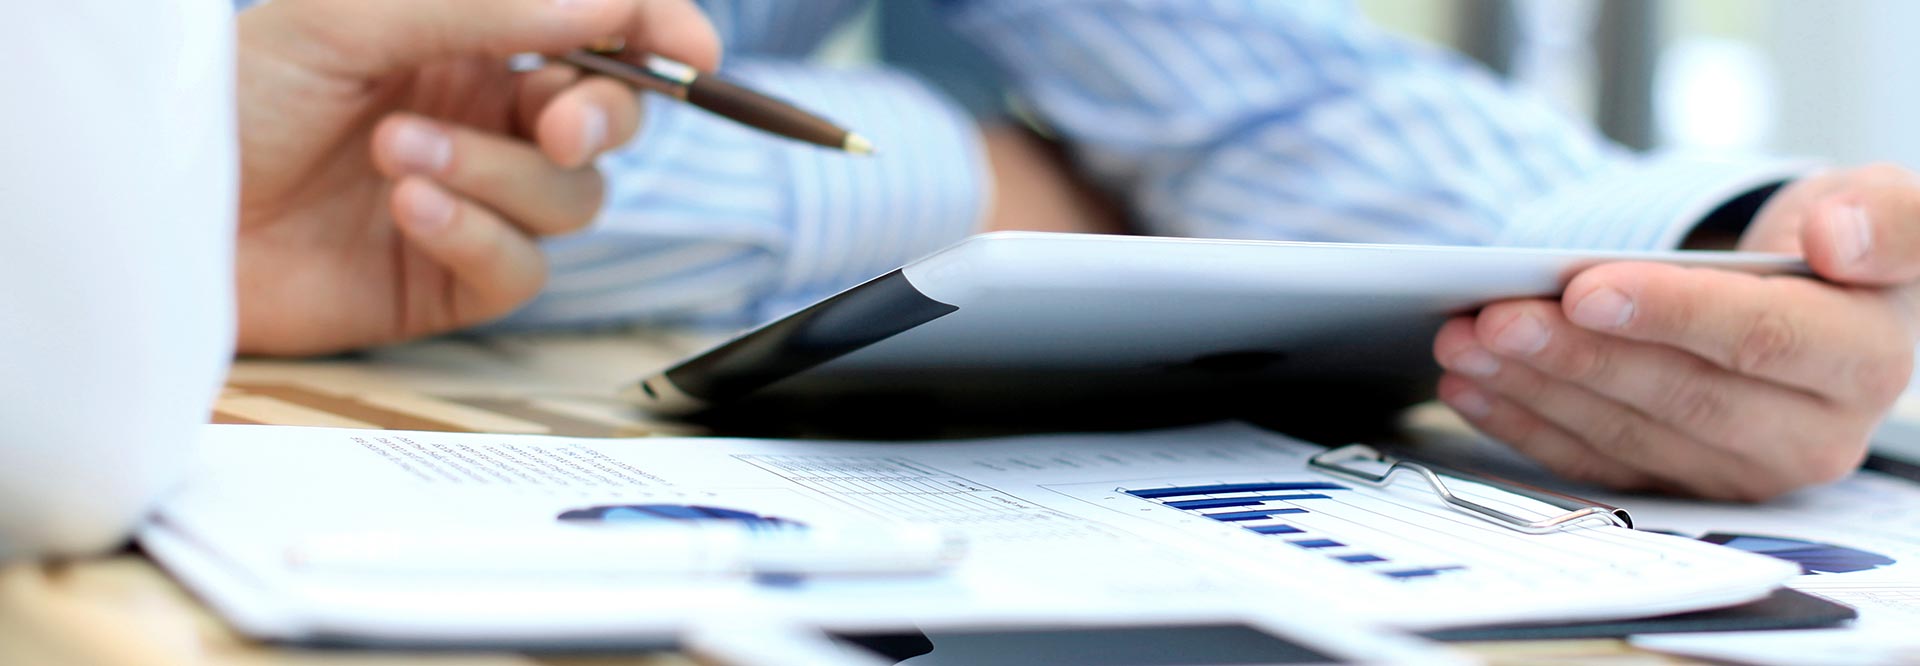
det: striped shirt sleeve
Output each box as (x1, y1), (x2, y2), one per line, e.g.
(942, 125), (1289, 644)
(700, 0), (871, 59)
(939, 0), (1806, 251)
(496, 58), (989, 329)
(1496, 154), (1810, 250)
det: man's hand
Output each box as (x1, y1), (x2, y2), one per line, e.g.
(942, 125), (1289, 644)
(234, 0), (719, 355)
(1433, 164), (1920, 500)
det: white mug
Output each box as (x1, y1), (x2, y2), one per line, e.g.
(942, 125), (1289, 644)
(0, 0), (236, 559)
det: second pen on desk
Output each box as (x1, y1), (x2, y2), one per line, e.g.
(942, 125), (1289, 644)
(554, 49), (873, 155)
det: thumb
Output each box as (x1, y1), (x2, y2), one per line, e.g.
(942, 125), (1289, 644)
(262, 0), (720, 77)
(1801, 191), (1920, 286)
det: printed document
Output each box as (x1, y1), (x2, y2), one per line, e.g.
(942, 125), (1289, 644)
(143, 422), (1794, 643)
(1607, 470), (1920, 665)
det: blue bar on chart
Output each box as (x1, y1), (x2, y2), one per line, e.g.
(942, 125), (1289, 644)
(1290, 539), (1345, 549)
(1382, 566), (1466, 579)
(1206, 508), (1309, 522)
(1247, 524), (1305, 535)
(1165, 494), (1331, 509)
(1125, 482), (1347, 499)
(1164, 498), (1265, 510)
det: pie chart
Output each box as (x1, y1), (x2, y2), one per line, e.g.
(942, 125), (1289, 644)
(556, 503), (804, 529)
(1698, 532), (1895, 574)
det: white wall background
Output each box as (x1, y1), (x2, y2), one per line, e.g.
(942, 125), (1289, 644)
(1360, 0), (1920, 168)
(1763, 0), (1920, 167)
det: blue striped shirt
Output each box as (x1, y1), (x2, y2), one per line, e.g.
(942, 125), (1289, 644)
(240, 0), (1804, 330)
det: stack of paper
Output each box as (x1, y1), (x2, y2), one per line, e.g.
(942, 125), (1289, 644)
(142, 422), (1795, 646)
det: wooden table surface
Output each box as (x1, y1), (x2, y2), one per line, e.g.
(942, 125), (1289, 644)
(0, 331), (1704, 666)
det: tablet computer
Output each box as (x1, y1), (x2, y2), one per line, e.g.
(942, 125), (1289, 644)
(625, 232), (1803, 435)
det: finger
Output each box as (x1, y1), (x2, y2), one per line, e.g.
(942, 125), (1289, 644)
(534, 76), (646, 168)
(267, 0), (721, 77)
(1455, 299), (1848, 470)
(612, 0), (723, 71)
(1799, 171), (1920, 285)
(1436, 374), (1663, 492)
(373, 114), (606, 236)
(1561, 262), (1914, 404)
(1440, 307), (1868, 493)
(1444, 353), (1791, 501)
(389, 177), (548, 324)
(1433, 315), (1503, 377)
(514, 64), (581, 138)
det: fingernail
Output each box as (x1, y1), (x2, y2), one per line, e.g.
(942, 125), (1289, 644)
(390, 120), (451, 174)
(1570, 287), (1634, 331)
(1448, 348), (1502, 378)
(1444, 385), (1493, 419)
(1829, 204), (1872, 266)
(580, 104), (609, 155)
(551, 0), (608, 8)
(400, 183), (455, 235)
(1492, 313), (1551, 356)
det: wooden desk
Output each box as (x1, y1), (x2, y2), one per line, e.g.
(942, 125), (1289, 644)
(0, 332), (1698, 666)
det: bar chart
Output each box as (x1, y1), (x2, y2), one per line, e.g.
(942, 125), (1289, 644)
(1119, 481), (1469, 581)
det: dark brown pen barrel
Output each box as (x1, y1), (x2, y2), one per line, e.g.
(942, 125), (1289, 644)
(687, 77), (848, 150)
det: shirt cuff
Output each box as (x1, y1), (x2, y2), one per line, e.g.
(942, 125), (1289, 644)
(1496, 153), (1815, 251)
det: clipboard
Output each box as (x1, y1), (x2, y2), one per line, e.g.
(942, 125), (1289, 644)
(1421, 587), (1857, 641)
(1306, 445), (1863, 639)
(1308, 444), (1631, 535)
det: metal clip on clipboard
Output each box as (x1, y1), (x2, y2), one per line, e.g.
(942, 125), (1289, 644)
(1308, 444), (1632, 534)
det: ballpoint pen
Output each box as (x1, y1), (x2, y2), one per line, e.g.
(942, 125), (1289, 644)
(286, 523), (964, 577)
(515, 45), (873, 155)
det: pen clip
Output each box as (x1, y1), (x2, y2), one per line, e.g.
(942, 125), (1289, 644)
(1308, 444), (1629, 534)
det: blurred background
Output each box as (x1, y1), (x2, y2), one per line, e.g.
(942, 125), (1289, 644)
(816, 0), (1912, 168)
(1358, 0), (1913, 165)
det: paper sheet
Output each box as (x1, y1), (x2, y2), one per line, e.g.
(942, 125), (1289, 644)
(1586, 471), (1920, 664)
(146, 422), (1794, 643)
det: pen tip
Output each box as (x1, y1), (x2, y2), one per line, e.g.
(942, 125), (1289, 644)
(843, 133), (875, 156)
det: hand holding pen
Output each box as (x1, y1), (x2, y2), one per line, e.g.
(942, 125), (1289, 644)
(233, 0), (729, 356)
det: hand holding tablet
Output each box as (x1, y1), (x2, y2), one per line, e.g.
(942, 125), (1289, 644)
(1438, 165), (1920, 501)
(628, 233), (1831, 494)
